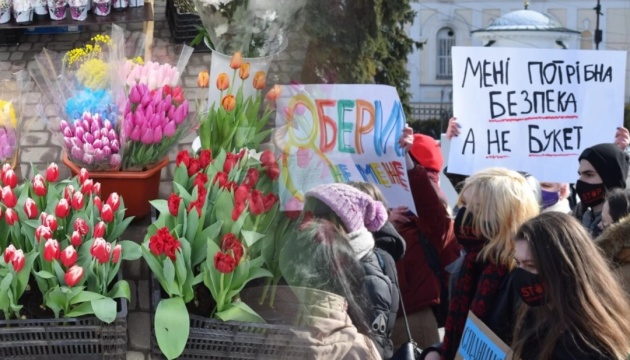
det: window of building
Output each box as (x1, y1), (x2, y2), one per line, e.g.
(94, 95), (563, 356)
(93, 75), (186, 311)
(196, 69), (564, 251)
(436, 27), (455, 79)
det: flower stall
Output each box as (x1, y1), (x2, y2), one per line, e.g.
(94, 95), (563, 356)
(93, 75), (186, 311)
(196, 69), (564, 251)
(32, 26), (196, 218)
(0, 163), (141, 359)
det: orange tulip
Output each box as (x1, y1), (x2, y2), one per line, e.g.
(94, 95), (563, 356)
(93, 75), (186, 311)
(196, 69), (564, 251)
(253, 71), (266, 90)
(239, 62), (250, 80)
(265, 85), (282, 102)
(230, 52), (242, 69)
(197, 70), (209, 88)
(222, 95), (236, 111)
(216, 73), (229, 91)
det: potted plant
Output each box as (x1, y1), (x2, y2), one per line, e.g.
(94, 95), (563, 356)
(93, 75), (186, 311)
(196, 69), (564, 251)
(33, 0), (47, 17)
(0, 163), (142, 358)
(47, 0), (66, 20)
(68, 0), (87, 20)
(12, 0), (33, 25)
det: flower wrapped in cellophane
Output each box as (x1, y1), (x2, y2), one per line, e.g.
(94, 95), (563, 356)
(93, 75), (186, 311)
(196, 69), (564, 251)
(0, 63), (28, 167)
(111, 35), (196, 171)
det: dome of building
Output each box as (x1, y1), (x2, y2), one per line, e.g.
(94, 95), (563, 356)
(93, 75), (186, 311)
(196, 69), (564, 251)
(473, 9), (579, 33)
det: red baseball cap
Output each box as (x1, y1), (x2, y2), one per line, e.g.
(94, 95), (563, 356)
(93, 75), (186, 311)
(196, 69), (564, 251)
(409, 134), (444, 172)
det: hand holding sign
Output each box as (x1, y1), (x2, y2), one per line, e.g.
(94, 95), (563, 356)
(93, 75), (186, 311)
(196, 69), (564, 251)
(615, 127), (630, 151)
(446, 117), (461, 140)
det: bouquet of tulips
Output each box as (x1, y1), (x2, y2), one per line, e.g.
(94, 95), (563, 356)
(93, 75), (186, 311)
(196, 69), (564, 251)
(197, 52), (281, 157)
(144, 148), (290, 359)
(0, 66), (28, 167)
(0, 163), (141, 322)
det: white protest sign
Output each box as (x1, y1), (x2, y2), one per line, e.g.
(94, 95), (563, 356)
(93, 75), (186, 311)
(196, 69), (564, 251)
(274, 84), (416, 214)
(448, 46), (627, 183)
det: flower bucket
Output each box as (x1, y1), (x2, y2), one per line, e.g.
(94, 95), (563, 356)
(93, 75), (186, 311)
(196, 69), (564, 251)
(92, 0), (109, 16)
(206, 37), (287, 107)
(62, 153), (168, 218)
(12, 6), (33, 24)
(0, 8), (9, 23)
(69, 0), (87, 20)
(34, 0), (48, 17)
(47, 0), (66, 20)
(128, 0), (141, 7)
(111, 0), (126, 11)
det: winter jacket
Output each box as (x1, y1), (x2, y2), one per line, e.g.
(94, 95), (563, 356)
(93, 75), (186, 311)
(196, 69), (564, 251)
(374, 221), (406, 262)
(289, 287), (381, 360)
(596, 215), (630, 295)
(395, 164), (460, 314)
(361, 247), (399, 359)
(574, 203), (603, 238)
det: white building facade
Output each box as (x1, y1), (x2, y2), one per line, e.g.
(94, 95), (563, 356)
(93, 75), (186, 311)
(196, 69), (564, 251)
(407, 0), (630, 115)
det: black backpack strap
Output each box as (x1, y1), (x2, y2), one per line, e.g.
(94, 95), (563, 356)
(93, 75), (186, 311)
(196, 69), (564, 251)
(417, 232), (442, 279)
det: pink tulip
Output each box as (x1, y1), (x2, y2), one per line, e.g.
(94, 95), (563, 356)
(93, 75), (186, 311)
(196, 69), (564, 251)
(130, 86), (142, 104)
(141, 128), (154, 145)
(130, 126), (141, 142)
(153, 126), (163, 143)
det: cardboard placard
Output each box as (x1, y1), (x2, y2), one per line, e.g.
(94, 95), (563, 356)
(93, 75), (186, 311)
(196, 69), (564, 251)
(455, 312), (516, 360)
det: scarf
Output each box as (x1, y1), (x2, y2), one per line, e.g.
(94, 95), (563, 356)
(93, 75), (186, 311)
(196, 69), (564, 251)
(441, 240), (509, 360)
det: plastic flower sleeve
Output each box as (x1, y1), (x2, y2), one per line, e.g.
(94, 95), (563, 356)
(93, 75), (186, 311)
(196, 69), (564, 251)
(0, 65), (28, 166)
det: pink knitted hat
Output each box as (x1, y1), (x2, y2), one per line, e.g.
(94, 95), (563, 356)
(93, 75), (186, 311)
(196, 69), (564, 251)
(305, 183), (388, 234)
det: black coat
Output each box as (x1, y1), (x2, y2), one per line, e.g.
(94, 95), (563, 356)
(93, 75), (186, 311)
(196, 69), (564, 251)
(362, 223), (405, 359)
(520, 327), (613, 360)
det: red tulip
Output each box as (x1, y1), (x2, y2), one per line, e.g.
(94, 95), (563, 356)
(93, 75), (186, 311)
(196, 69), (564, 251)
(175, 151), (190, 168)
(39, 211), (48, 224)
(55, 199), (70, 218)
(2, 169), (17, 189)
(2, 186), (16, 208)
(72, 191), (84, 210)
(214, 251), (236, 273)
(79, 168), (89, 184)
(90, 237), (111, 263)
(71, 231), (82, 247)
(221, 233), (243, 264)
(101, 204), (114, 223)
(224, 153), (238, 173)
(11, 249), (24, 272)
(44, 214), (58, 232)
(248, 190), (265, 215)
(112, 244), (122, 264)
(213, 172), (229, 188)
(167, 194), (181, 217)
(94, 221), (106, 238)
(46, 163), (59, 182)
(231, 202), (246, 222)
(187, 158), (200, 176)
(64, 265), (83, 287)
(64, 185), (75, 202)
(35, 225), (53, 243)
(74, 217), (89, 236)
(1, 163), (11, 179)
(93, 182), (101, 196)
(262, 193), (278, 212)
(3, 244), (16, 263)
(5, 208), (17, 225)
(199, 150), (213, 169)
(106, 193), (120, 212)
(242, 168), (259, 188)
(266, 164), (280, 180)
(260, 150), (276, 167)
(81, 179), (94, 195)
(44, 238), (60, 262)
(234, 185), (250, 205)
(24, 198), (38, 219)
(33, 176), (47, 197)
(60, 245), (78, 267)
(94, 196), (103, 212)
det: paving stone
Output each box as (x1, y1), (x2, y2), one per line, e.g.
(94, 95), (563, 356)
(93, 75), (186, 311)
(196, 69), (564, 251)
(129, 280), (138, 311)
(0, 52), (9, 61)
(9, 52), (23, 61)
(21, 146), (60, 164)
(138, 280), (150, 311)
(17, 43), (31, 51)
(20, 132), (50, 147)
(128, 312), (151, 351)
(126, 351), (146, 360)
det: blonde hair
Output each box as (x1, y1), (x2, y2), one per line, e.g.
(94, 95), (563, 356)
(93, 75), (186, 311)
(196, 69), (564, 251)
(458, 168), (539, 267)
(348, 182), (388, 208)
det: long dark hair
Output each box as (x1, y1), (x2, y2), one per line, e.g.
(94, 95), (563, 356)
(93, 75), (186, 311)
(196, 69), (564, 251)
(279, 218), (372, 336)
(605, 188), (630, 223)
(512, 212), (630, 359)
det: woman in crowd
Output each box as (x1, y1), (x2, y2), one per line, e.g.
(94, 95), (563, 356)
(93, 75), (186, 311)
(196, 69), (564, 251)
(304, 183), (398, 359)
(512, 212), (630, 359)
(595, 188), (630, 294)
(279, 218), (381, 359)
(540, 182), (572, 213)
(422, 167), (540, 360)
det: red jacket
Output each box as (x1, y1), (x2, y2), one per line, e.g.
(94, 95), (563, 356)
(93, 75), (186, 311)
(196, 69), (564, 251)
(394, 164), (460, 314)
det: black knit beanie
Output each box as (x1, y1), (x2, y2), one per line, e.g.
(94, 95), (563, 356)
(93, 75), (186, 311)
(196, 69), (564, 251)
(579, 143), (630, 190)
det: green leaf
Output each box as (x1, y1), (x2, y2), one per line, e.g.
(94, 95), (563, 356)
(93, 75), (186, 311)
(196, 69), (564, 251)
(191, 221), (222, 266)
(150, 199), (170, 219)
(91, 297), (117, 323)
(215, 190), (235, 235)
(142, 246), (168, 292)
(155, 297), (190, 360)
(70, 290), (105, 305)
(215, 301), (265, 323)
(107, 280), (131, 299)
(120, 240), (142, 260)
(65, 301), (95, 318)
(35, 270), (56, 280)
(163, 258), (177, 296)
(185, 210), (199, 244)
(173, 183), (192, 203)
(108, 217), (134, 242)
(174, 164), (189, 188)
(240, 230), (266, 247)
(192, 272), (204, 286)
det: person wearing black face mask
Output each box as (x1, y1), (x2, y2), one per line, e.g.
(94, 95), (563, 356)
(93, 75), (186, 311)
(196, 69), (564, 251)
(511, 212), (630, 360)
(574, 143), (630, 238)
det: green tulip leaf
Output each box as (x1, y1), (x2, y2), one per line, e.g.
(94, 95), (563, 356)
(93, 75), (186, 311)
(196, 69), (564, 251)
(70, 290), (105, 305)
(240, 230), (266, 247)
(120, 240), (142, 260)
(107, 280), (131, 300)
(155, 297), (190, 360)
(91, 297), (117, 324)
(215, 301), (265, 324)
(65, 301), (95, 318)
(150, 199), (170, 219)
